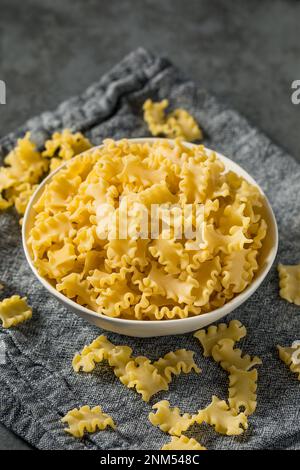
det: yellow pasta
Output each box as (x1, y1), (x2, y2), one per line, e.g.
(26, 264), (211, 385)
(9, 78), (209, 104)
(42, 129), (92, 172)
(72, 335), (115, 372)
(278, 263), (300, 305)
(211, 338), (262, 372)
(161, 435), (206, 451)
(195, 320), (260, 427)
(196, 395), (248, 436)
(278, 344), (300, 380)
(0, 130), (91, 216)
(73, 334), (200, 402)
(0, 295), (32, 328)
(27, 139), (267, 320)
(126, 357), (169, 402)
(153, 349), (201, 384)
(143, 99), (203, 141)
(228, 366), (258, 415)
(149, 400), (195, 436)
(61, 405), (115, 438)
(194, 320), (247, 357)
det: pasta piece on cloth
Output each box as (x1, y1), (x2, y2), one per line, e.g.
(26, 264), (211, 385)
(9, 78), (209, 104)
(196, 396), (248, 436)
(161, 435), (206, 451)
(278, 264), (300, 306)
(149, 400), (195, 436)
(61, 405), (115, 437)
(194, 320), (247, 357)
(153, 349), (201, 383)
(211, 338), (262, 372)
(0, 295), (32, 328)
(228, 366), (258, 415)
(73, 335), (200, 401)
(143, 99), (203, 141)
(278, 344), (300, 380)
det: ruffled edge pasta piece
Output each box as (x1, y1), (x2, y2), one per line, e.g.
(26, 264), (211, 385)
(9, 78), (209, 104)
(153, 349), (201, 384)
(149, 400), (195, 436)
(125, 357), (169, 402)
(161, 435), (206, 451)
(72, 335), (115, 372)
(211, 338), (262, 372)
(278, 263), (300, 306)
(143, 99), (202, 142)
(196, 395), (248, 436)
(73, 335), (201, 401)
(0, 295), (32, 328)
(228, 365), (258, 415)
(221, 248), (258, 294)
(61, 405), (115, 438)
(277, 344), (300, 380)
(193, 320), (247, 357)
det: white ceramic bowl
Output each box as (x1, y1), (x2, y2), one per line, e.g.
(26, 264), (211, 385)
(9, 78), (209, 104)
(22, 139), (278, 337)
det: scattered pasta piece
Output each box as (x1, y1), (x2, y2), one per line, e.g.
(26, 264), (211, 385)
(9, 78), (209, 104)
(126, 357), (169, 402)
(278, 263), (300, 306)
(211, 338), (262, 372)
(72, 335), (115, 372)
(194, 320), (247, 357)
(73, 335), (200, 401)
(0, 133), (47, 215)
(143, 99), (203, 141)
(149, 400), (195, 436)
(0, 295), (32, 328)
(291, 341), (300, 365)
(0, 130), (91, 216)
(161, 435), (206, 451)
(61, 405), (115, 438)
(153, 349), (201, 384)
(196, 395), (248, 436)
(42, 129), (92, 172)
(228, 366), (258, 415)
(27, 139), (267, 320)
(278, 344), (300, 380)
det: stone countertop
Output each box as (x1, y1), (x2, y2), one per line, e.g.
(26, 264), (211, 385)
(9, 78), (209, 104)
(0, 0), (299, 450)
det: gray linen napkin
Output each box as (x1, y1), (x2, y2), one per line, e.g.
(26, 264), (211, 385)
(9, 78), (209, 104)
(0, 48), (299, 450)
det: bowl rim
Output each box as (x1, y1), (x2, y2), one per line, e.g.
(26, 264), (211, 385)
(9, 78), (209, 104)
(22, 138), (279, 326)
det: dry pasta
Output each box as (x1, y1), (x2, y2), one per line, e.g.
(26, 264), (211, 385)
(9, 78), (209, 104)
(42, 129), (92, 172)
(195, 320), (260, 420)
(61, 405), (115, 437)
(27, 139), (267, 320)
(143, 99), (203, 141)
(149, 400), (195, 436)
(278, 343), (300, 380)
(0, 130), (91, 216)
(194, 320), (247, 357)
(211, 338), (262, 372)
(161, 435), (206, 451)
(0, 295), (32, 328)
(73, 334), (200, 402)
(278, 263), (300, 306)
(228, 366), (258, 415)
(196, 395), (248, 436)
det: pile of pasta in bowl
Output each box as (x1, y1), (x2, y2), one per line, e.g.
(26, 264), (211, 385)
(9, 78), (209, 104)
(27, 138), (267, 321)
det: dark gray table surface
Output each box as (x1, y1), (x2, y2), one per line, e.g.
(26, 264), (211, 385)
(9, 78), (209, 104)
(0, 0), (299, 451)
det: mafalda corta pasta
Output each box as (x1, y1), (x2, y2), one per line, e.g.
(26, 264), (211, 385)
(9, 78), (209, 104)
(0, 130), (91, 216)
(73, 334), (200, 402)
(143, 99), (203, 141)
(27, 139), (267, 320)
(61, 405), (116, 438)
(278, 263), (300, 306)
(0, 295), (32, 328)
(278, 342), (300, 380)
